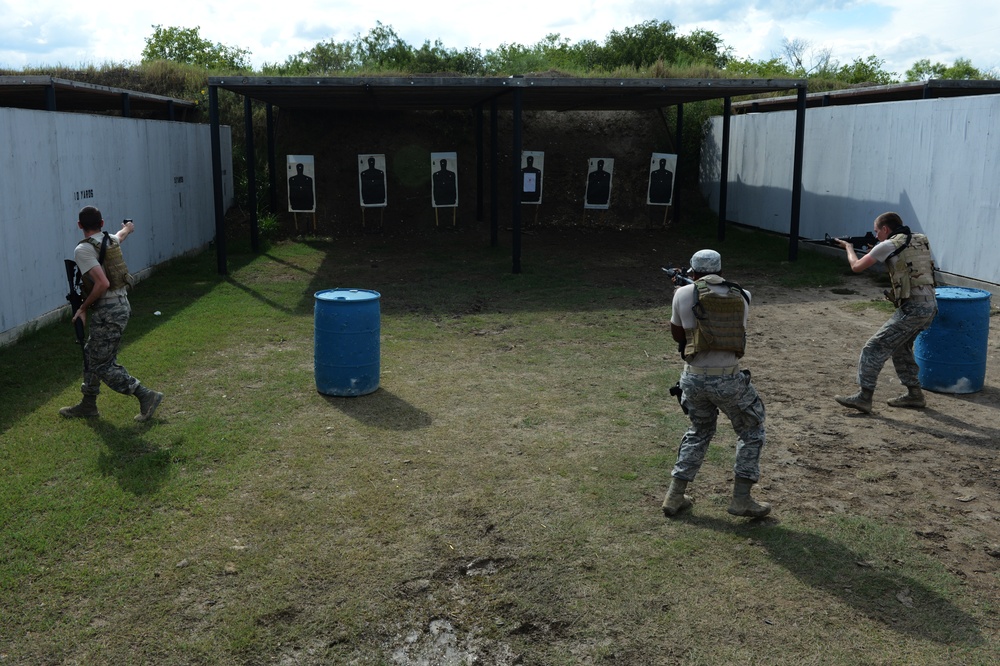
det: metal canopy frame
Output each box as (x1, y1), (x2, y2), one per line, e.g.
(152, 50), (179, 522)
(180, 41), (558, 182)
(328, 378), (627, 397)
(207, 75), (809, 274)
(732, 79), (1000, 114)
(210, 75), (805, 112)
(0, 75), (196, 120)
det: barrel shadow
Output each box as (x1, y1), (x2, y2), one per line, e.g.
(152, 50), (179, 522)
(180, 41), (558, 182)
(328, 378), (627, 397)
(321, 388), (432, 431)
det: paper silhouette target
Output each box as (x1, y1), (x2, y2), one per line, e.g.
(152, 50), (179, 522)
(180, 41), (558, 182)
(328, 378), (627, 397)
(358, 154), (387, 207)
(584, 158), (614, 210)
(430, 152), (458, 208)
(520, 151), (544, 204)
(287, 155), (316, 213)
(647, 153), (677, 206)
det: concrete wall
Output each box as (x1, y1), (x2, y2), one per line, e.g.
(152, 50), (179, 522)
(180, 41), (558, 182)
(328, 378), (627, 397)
(1, 107), (233, 345)
(700, 94), (1000, 288)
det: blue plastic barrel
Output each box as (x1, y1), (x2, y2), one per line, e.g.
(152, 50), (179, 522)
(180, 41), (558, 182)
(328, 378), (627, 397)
(915, 286), (991, 393)
(314, 288), (381, 396)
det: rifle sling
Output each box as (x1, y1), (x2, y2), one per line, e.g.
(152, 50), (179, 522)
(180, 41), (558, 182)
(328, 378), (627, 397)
(885, 226), (912, 261)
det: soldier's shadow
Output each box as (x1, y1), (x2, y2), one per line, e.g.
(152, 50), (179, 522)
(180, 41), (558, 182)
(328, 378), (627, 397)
(86, 419), (172, 495)
(689, 514), (983, 646)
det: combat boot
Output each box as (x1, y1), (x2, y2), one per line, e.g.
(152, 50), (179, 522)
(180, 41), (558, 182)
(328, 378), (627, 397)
(727, 477), (771, 518)
(835, 387), (874, 414)
(59, 394), (99, 418)
(661, 478), (693, 517)
(887, 386), (926, 409)
(134, 385), (164, 422)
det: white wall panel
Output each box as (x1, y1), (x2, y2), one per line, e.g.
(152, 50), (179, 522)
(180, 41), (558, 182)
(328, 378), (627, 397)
(1, 108), (232, 344)
(700, 94), (1000, 285)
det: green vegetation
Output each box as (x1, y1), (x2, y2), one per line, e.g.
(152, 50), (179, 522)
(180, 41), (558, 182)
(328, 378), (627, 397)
(263, 19), (735, 76)
(905, 57), (991, 82)
(251, 19), (994, 84)
(142, 25), (253, 71)
(7, 18), (995, 86)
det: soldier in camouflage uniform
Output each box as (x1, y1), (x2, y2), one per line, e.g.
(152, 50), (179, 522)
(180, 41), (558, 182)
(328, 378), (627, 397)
(661, 249), (770, 519)
(834, 212), (938, 414)
(60, 206), (164, 422)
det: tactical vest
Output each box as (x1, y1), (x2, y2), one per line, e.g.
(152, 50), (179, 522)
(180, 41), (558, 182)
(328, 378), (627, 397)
(79, 233), (132, 294)
(684, 277), (749, 359)
(886, 232), (935, 303)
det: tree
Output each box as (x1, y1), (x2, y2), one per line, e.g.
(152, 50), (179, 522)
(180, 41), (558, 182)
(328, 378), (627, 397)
(906, 58), (946, 81)
(357, 22), (413, 70)
(598, 20), (729, 71)
(836, 55), (897, 85)
(142, 25), (251, 71)
(535, 33), (579, 71)
(779, 38), (831, 76)
(567, 39), (605, 72)
(678, 29), (731, 69)
(603, 20), (681, 69)
(905, 57), (991, 82)
(411, 40), (484, 74)
(941, 58), (983, 80)
(725, 57), (794, 78)
(281, 40), (358, 73)
(483, 42), (547, 74)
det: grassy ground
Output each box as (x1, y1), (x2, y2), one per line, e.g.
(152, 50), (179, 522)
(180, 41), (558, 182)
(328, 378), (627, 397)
(1, 218), (995, 664)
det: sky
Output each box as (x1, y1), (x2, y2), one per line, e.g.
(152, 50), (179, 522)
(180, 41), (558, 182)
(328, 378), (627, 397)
(3, 0), (999, 79)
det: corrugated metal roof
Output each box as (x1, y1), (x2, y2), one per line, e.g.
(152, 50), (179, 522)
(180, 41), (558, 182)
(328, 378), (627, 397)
(208, 75), (807, 112)
(0, 75), (197, 120)
(731, 79), (1000, 113)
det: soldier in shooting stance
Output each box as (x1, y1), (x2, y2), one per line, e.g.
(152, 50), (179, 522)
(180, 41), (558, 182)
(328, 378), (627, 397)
(662, 249), (770, 518)
(834, 212), (937, 413)
(60, 206), (164, 421)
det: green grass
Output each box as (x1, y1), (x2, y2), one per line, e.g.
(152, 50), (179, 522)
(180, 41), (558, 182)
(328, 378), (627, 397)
(0, 217), (993, 664)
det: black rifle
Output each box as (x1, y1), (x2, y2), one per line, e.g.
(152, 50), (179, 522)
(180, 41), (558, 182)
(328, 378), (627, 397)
(803, 232), (878, 252)
(64, 259), (89, 373)
(663, 266), (691, 413)
(661, 266), (694, 286)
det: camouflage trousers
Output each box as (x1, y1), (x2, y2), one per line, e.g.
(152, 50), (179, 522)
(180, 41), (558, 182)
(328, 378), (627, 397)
(672, 370), (766, 483)
(856, 299), (937, 391)
(81, 297), (140, 397)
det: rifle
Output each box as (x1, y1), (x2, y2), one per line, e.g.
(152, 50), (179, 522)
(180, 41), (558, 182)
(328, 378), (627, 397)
(64, 259), (89, 373)
(803, 232), (878, 252)
(661, 266), (694, 286)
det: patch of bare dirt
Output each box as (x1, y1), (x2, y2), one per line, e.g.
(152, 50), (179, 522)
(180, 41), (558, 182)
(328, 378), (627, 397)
(744, 278), (1000, 598)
